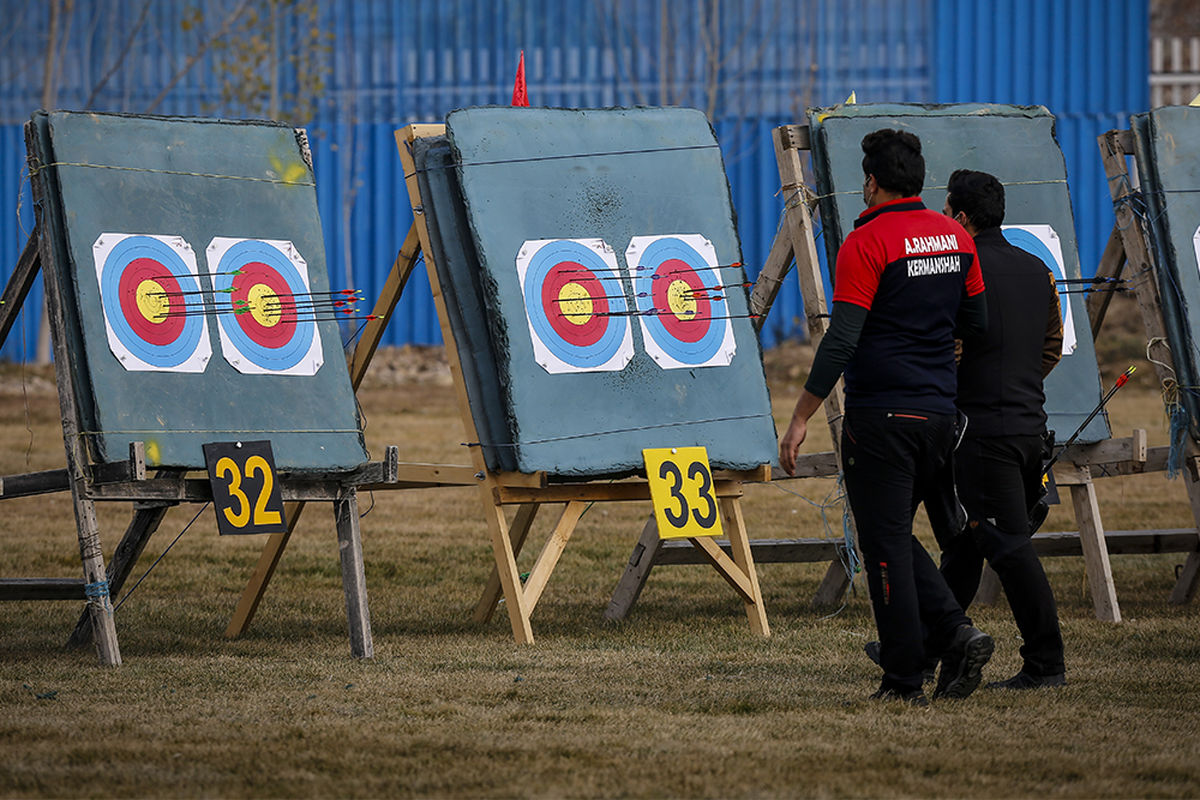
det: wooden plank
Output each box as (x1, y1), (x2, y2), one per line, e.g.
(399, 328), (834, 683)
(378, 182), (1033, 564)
(1, 458), (144, 499)
(1087, 225), (1127, 339)
(652, 537), (839, 565)
(474, 503), (539, 623)
(0, 230), (41, 349)
(67, 498), (173, 649)
(0, 577), (84, 601)
(349, 224), (423, 388)
(769, 451), (840, 481)
(1069, 470), (1121, 622)
(521, 501), (586, 614)
(721, 496), (769, 635)
(27, 119), (122, 666)
(973, 565), (1002, 606)
(749, 230), (794, 328)
(335, 491), (373, 658)
(604, 516), (664, 622)
(771, 123), (861, 609)
(496, 479), (745, 505)
(1169, 551), (1200, 604)
(397, 122), (536, 643)
(687, 535), (755, 602)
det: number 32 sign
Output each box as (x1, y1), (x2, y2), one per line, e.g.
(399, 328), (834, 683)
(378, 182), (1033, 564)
(203, 440), (287, 535)
(643, 447), (724, 540)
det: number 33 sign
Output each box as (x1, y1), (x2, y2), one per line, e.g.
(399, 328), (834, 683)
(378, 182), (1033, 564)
(643, 447), (724, 540)
(203, 440), (287, 535)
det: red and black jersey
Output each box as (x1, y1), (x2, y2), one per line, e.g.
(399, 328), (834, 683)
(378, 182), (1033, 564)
(832, 197), (984, 415)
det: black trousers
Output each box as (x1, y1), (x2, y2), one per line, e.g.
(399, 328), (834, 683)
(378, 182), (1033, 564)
(841, 408), (972, 693)
(940, 434), (1065, 677)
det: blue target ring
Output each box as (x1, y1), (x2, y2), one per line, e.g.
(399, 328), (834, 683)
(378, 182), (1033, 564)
(1003, 228), (1069, 328)
(100, 235), (206, 368)
(211, 240), (316, 371)
(523, 240), (630, 369)
(633, 237), (728, 365)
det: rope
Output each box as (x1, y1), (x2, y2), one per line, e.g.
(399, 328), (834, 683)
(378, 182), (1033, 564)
(114, 503), (208, 611)
(28, 160), (314, 187)
(462, 412), (773, 448)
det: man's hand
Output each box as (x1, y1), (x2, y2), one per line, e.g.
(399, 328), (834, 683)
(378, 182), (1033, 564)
(779, 418), (808, 476)
(778, 388), (824, 476)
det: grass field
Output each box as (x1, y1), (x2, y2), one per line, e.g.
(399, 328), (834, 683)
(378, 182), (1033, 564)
(2, 318), (1200, 798)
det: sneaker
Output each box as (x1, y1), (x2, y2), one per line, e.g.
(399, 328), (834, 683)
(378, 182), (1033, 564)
(864, 640), (937, 683)
(870, 686), (929, 707)
(932, 625), (994, 700)
(985, 670), (1066, 690)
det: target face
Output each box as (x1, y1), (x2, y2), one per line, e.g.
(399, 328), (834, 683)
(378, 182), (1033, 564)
(206, 237), (323, 376)
(1002, 225), (1077, 356)
(515, 238), (634, 374)
(625, 234), (736, 370)
(92, 233), (212, 372)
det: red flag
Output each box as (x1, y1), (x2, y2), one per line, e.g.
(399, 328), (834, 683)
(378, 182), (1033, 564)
(512, 50), (529, 107)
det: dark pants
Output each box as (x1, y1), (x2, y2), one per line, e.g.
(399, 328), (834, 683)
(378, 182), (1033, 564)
(940, 434), (1065, 677)
(841, 408), (972, 693)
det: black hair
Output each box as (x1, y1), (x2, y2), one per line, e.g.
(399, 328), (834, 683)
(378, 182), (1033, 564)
(860, 129), (924, 197)
(946, 169), (1005, 230)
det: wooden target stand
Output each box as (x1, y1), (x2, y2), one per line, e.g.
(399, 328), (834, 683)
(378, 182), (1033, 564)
(610, 123), (1200, 624)
(228, 123), (770, 645)
(0, 224), (405, 665)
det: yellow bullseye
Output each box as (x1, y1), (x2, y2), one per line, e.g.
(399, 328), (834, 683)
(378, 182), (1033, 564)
(667, 279), (698, 321)
(135, 279), (170, 323)
(558, 282), (594, 325)
(246, 283), (282, 327)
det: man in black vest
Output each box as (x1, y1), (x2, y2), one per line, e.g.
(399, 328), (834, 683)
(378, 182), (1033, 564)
(941, 169), (1067, 689)
(779, 130), (994, 705)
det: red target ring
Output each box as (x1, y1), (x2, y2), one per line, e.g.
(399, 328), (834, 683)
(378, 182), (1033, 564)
(541, 261), (611, 347)
(229, 261), (298, 349)
(116, 257), (187, 346)
(651, 259), (711, 343)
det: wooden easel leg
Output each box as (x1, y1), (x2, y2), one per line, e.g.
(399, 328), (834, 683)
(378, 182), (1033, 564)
(225, 501), (306, 637)
(973, 565), (1002, 606)
(605, 516), (664, 622)
(473, 503), (539, 623)
(1069, 475), (1121, 622)
(226, 226), (424, 637)
(66, 501), (172, 649)
(1170, 457), (1200, 604)
(481, 494), (534, 644)
(0, 231), (40, 348)
(521, 501), (585, 614)
(71, 491), (121, 666)
(722, 497), (769, 636)
(334, 491), (373, 659)
(1170, 551), (1200, 604)
(812, 561), (851, 608)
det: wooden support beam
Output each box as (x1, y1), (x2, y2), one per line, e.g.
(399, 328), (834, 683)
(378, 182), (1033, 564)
(495, 479), (744, 506)
(720, 497), (769, 635)
(1088, 225), (1127, 339)
(27, 118), (122, 666)
(688, 536), (755, 602)
(1069, 468), (1121, 622)
(0, 577), (85, 601)
(334, 490), (373, 659)
(604, 517), (664, 622)
(521, 501), (586, 614)
(67, 498), (174, 649)
(0, 230), (41, 349)
(474, 503), (539, 623)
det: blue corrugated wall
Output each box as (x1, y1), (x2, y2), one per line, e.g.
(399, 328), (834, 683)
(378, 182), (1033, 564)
(0, 0), (1146, 360)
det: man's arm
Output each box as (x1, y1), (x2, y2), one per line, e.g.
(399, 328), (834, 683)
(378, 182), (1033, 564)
(1042, 271), (1064, 378)
(778, 301), (867, 474)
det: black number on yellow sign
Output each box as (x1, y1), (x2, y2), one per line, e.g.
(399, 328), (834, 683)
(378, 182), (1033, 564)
(203, 440), (287, 535)
(643, 446), (724, 540)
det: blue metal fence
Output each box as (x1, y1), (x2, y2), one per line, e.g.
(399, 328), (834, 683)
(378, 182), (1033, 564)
(0, 0), (1147, 360)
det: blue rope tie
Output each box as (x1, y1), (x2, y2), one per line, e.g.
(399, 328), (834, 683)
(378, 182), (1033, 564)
(83, 579), (110, 599)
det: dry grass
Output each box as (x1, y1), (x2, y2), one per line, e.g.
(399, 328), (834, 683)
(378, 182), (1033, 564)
(3, 312), (1200, 798)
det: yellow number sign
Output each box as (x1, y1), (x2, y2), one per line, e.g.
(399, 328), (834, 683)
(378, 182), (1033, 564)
(643, 446), (724, 540)
(202, 440), (287, 535)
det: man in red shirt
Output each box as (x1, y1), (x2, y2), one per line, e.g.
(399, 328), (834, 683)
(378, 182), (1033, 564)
(779, 129), (993, 705)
